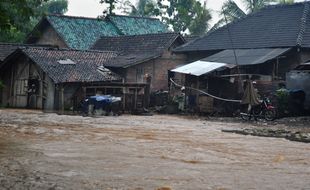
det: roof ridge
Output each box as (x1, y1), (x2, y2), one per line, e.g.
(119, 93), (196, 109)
(106, 14), (159, 20)
(99, 32), (179, 39)
(47, 14), (104, 21)
(0, 42), (55, 47)
(296, 3), (310, 46)
(21, 46), (117, 54)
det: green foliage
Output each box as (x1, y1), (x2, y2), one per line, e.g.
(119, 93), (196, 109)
(158, 0), (212, 35)
(276, 88), (289, 116)
(0, 0), (36, 42)
(188, 2), (212, 35)
(127, 0), (160, 17)
(100, 0), (117, 15)
(277, 0), (294, 4)
(41, 0), (68, 15)
(0, 0), (68, 43)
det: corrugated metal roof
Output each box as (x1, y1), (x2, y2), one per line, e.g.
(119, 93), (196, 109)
(204, 48), (291, 65)
(171, 61), (230, 76)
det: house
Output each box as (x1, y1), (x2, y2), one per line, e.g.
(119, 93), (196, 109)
(25, 14), (169, 50)
(91, 32), (187, 92)
(0, 47), (124, 111)
(174, 2), (310, 80)
(171, 2), (310, 113)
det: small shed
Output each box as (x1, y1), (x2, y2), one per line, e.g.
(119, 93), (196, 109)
(286, 63), (310, 109)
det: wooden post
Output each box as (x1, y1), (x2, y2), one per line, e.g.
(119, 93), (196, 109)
(122, 87), (126, 111)
(59, 85), (64, 113)
(9, 64), (14, 106)
(196, 76), (200, 112)
(82, 87), (86, 98)
(144, 75), (151, 108)
(134, 88), (138, 109)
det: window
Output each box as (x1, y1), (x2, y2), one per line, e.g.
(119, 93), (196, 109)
(136, 68), (144, 83)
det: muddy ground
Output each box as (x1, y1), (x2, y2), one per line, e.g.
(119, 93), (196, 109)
(0, 109), (309, 190)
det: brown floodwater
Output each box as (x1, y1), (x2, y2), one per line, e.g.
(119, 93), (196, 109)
(0, 109), (309, 190)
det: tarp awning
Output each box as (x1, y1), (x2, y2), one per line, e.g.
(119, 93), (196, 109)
(171, 60), (233, 76)
(203, 48), (291, 65)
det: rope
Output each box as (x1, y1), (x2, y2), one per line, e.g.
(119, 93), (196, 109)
(170, 78), (242, 103)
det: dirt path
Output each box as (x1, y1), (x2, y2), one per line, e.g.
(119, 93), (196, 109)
(0, 109), (309, 190)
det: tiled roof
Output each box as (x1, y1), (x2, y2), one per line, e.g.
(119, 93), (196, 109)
(92, 33), (184, 68)
(92, 33), (182, 54)
(26, 14), (169, 50)
(104, 53), (161, 68)
(0, 43), (52, 62)
(183, 35), (200, 42)
(106, 15), (169, 35)
(175, 2), (310, 52)
(9, 47), (121, 83)
(46, 15), (121, 50)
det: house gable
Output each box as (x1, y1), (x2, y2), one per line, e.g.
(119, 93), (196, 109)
(26, 15), (121, 50)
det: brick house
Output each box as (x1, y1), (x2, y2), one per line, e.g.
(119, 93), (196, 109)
(25, 14), (169, 50)
(91, 33), (187, 92)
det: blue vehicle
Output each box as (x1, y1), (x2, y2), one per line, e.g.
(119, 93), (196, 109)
(81, 95), (122, 116)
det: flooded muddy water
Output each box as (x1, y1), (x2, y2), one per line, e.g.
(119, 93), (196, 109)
(0, 109), (309, 190)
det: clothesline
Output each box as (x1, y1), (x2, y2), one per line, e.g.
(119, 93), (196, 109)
(169, 78), (242, 103)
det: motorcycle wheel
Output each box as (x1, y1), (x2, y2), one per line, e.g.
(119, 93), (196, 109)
(265, 109), (276, 121)
(240, 112), (251, 121)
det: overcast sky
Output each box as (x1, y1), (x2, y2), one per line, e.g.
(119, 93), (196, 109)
(66, 0), (244, 25)
(66, 0), (306, 26)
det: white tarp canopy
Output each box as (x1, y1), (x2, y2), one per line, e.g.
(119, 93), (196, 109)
(171, 60), (234, 76)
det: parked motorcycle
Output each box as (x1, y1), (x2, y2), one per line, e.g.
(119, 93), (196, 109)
(240, 97), (276, 121)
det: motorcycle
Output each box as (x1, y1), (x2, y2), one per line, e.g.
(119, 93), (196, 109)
(240, 97), (276, 121)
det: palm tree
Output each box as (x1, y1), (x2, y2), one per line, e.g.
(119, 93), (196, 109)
(212, 0), (295, 29)
(222, 0), (276, 22)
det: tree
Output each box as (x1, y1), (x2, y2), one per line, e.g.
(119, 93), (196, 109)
(277, 0), (294, 4)
(0, 0), (68, 43)
(124, 0), (160, 17)
(0, 0), (45, 42)
(188, 2), (212, 35)
(42, 0), (68, 15)
(100, 0), (117, 15)
(221, 0), (274, 23)
(158, 0), (212, 35)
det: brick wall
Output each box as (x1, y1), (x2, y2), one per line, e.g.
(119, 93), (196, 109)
(125, 51), (186, 92)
